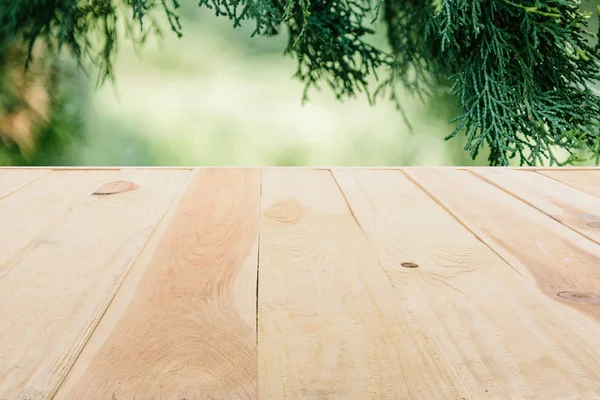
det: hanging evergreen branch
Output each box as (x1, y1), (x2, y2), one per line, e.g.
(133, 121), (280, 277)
(1, 0), (599, 165)
(437, 0), (600, 166)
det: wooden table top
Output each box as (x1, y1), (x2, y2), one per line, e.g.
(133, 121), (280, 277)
(1, 167), (600, 400)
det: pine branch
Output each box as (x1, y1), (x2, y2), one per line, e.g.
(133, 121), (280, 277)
(1, 0), (599, 166)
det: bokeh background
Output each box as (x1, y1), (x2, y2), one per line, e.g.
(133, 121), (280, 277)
(1, 2), (599, 166)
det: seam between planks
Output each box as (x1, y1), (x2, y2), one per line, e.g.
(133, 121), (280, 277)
(534, 170), (600, 200)
(48, 169), (196, 400)
(469, 169), (600, 248)
(0, 172), (101, 283)
(399, 168), (525, 278)
(0, 169), (52, 202)
(328, 169), (396, 288)
(256, 169), (263, 345)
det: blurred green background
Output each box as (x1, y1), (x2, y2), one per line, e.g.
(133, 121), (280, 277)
(1, 2), (599, 166)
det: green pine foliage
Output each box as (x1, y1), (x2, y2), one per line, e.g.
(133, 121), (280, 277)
(1, 0), (600, 165)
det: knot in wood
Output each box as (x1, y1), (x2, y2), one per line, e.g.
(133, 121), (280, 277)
(556, 291), (600, 304)
(264, 199), (305, 224)
(93, 180), (138, 196)
(401, 262), (418, 268)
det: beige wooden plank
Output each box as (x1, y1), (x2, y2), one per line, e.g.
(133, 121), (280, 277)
(0, 169), (190, 400)
(333, 169), (600, 399)
(405, 168), (600, 325)
(0, 168), (50, 199)
(0, 170), (125, 272)
(537, 170), (600, 198)
(472, 168), (600, 244)
(55, 169), (261, 400)
(259, 169), (433, 399)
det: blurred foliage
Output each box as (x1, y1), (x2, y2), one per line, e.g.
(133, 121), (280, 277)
(1, 0), (600, 166)
(74, 4), (489, 167)
(0, 40), (87, 165)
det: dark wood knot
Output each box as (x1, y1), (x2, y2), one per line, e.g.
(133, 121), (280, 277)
(557, 291), (600, 304)
(401, 262), (419, 268)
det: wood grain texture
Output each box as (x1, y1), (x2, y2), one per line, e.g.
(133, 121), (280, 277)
(55, 169), (261, 400)
(473, 168), (600, 243)
(3, 167), (600, 400)
(0, 169), (190, 400)
(538, 170), (600, 198)
(333, 169), (600, 399)
(0, 170), (119, 271)
(259, 169), (418, 399)
(405, 168), (600, 325)
(0, 168), (50, 199)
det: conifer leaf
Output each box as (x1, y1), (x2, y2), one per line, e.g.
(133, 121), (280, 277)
(1, 0), (599, 166)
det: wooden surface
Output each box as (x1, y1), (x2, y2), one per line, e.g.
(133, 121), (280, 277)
(1, 168), (600, 400)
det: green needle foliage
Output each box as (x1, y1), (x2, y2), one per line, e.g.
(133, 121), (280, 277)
(1, 0), (600, 165)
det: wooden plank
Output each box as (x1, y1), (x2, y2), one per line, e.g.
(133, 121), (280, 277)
(259, 169), (430, 399)
(472, 168), (600, 244)
(55, 169), (261, 400)
(0, 168), (50, 199)
(333, 169), (600, 399)
(538, 170), (600, 198)
(0, 169), (190, 400)
(0, 170), (126, 272)
(405, 168), (600, 325)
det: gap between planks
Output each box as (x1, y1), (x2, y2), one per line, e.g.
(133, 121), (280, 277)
(256, 170), (263, 346)
(405, 167), (600, 282)
(537, 172), (593, 196)
(405, 168), (600, 325)
(308, 167), (597, 285)
(53, 169), (261, 400)
(49, 169), (199, 400)
(6, 167), (598, 399)
(534, 170), (600, 199)
(0, 169), (52, 202)
(397, 169), (525, 278)
(329, 170), (392, 285)
(0, 169), (193, 399)
(467, 169), (600, 248)
(330, 169), (600, 398)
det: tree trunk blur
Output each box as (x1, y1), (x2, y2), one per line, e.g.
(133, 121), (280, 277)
(0, 38), (53, 160)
